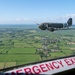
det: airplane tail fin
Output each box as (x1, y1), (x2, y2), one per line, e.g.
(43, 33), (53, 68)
(67, 18), (72, 26)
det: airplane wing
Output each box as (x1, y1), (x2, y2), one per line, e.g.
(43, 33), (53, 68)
(52, 28), (75, 32)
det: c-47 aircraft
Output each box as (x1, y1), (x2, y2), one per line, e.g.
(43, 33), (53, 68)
(38, 18), (72, 32)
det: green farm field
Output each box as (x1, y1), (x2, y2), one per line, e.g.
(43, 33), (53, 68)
(0, 25), (75, 69)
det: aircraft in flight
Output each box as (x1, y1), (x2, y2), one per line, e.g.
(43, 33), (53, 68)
(38, 18), (72, 32)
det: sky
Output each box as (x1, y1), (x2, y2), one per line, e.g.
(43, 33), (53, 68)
(0, 0), (75, 24)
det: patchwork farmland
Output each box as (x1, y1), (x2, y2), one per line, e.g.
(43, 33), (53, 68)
(0, 25), (75, 69)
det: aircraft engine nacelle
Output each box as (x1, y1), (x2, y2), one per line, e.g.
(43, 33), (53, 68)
(39, 24), (47, 30)
(48, 27), (55, 32)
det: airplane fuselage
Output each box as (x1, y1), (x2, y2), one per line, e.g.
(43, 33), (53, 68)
(45, 23), (64, 28)
(38, 18), (72, 32)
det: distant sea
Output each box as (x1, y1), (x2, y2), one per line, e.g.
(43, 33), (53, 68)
(0, 24), (75, 29)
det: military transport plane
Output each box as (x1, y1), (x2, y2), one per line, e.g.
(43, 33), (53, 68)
(38, 18), (72, 32)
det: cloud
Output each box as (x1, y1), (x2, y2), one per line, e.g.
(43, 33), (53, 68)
(61, 14), (75, 19)
(0, 14), (75, 24)
(0, 18), (32, 24)
(46, 14), (75, 24)
(16, 18), (31, 22)
(61, 14), (75, 24)
(12, 18), (33, 24)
